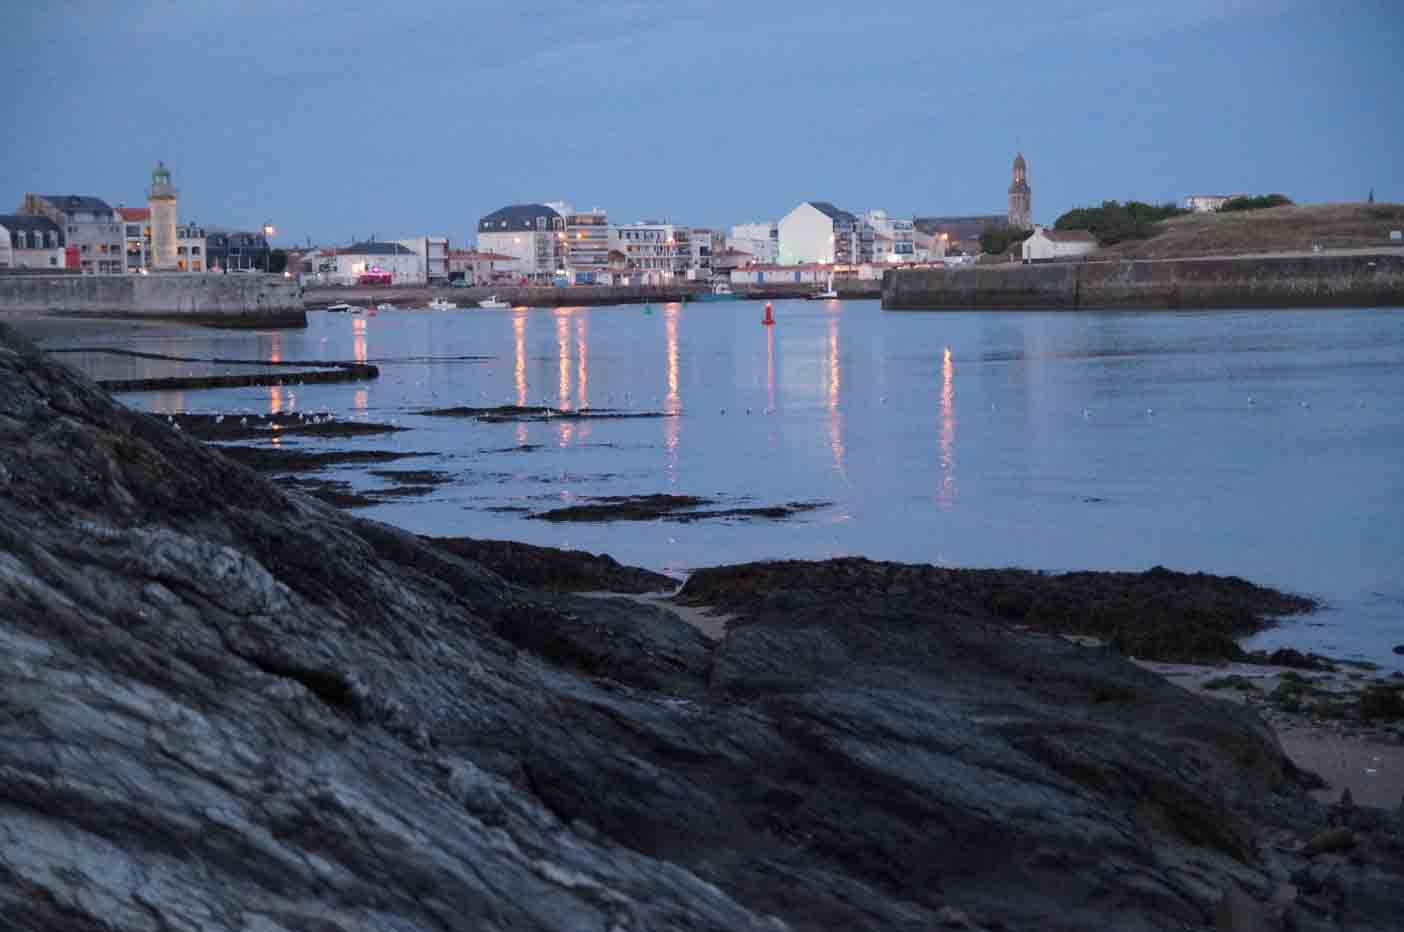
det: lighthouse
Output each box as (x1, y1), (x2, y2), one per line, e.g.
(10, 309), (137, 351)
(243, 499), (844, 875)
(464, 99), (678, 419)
(148, 161), (179, 271)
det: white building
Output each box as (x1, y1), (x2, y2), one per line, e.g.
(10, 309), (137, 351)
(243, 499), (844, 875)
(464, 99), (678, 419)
(729, 263), (832, 286)
(476, 203), (565, 281)
(608, 222), (690, 278)
(777, 202), (872, 266)
(863, 210), (916, 263)
(727, 222), (778, 264)
(447, 248), (514, 285)
(301, 242), (425, 285)
(396, 235), (450, 283)
(565, 208), (609, 272)
(117, 207), (151, 272)
(175, 222), (206, 272)
(1021, 226), (1098, 262)
(1183, 194), (1246, 213)
(0, 215), (65, 270)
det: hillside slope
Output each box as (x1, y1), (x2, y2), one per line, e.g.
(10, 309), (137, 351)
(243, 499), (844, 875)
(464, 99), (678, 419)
(1094, 202), (1404, 260)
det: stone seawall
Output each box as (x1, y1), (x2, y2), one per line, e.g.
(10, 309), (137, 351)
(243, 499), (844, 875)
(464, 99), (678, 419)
(0, 273), (306, 328)
(883, 253), (1404, 310)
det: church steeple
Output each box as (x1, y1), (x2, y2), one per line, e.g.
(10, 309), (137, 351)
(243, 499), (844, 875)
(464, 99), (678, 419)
(1008, 151), (1032, 230)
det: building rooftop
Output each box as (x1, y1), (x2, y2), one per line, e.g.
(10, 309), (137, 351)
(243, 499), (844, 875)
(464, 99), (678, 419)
(117, 207), (151, 222)
(914, 215), (1008, 240)
(39, 195), (114, 213)
(807, 201), (857, 223)
(0, 215), (62, 235)
(478, 204), (563, 233)
(344, 241), (416, 256)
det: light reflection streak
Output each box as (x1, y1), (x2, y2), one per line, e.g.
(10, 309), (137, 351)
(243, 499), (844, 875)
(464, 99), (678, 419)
(351, 317), (367, 364)
(765, 323), (775, 413)
(269, 384), (283, 415)
(513, 310), (528, 446)
(354, 388), (368, 412)
(827, 314), (846, 479)
(937, 345), (956, 509)
(664, 303), (680, 484)
(555, 308), (574, 447)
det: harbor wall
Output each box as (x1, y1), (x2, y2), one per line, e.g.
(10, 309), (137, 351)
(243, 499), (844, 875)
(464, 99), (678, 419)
(882, 253), (1404, 310)
(303, 281), (880, 307)
(0, 273), (306, 328)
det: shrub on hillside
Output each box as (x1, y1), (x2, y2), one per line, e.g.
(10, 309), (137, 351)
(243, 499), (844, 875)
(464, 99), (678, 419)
(980, 227), (1034, 255)
(1053, 201), (1187, 246)
(1220, 194), (1294, 212)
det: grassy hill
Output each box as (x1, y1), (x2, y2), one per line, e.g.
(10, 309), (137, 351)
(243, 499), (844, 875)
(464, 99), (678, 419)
(1093, 203), (1404, 260)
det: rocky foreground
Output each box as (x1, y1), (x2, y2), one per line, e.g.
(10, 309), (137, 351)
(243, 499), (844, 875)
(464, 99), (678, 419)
(2, 320), (1403, 931)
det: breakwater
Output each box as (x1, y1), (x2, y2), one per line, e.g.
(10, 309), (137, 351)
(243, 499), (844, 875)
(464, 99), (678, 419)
(882, 253), (1404, 310)
(0, 272), (306, 327)
(304, 280), (878, 307)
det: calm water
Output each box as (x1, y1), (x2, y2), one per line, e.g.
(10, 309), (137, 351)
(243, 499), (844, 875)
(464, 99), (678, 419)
(96, 301), (1404, 669)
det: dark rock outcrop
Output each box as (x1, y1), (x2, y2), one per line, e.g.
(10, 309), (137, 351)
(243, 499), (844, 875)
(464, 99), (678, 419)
(2, 321), (1401, 931)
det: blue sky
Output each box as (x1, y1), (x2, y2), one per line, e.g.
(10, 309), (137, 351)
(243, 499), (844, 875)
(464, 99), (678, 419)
(4, 0), (1399, 247)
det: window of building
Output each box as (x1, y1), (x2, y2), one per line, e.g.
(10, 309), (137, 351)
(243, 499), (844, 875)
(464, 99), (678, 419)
(192, 261), (201, 271)
(49, 257), (57, 266)
(191, 246), (201, 255)
(81, 244), (90, 254)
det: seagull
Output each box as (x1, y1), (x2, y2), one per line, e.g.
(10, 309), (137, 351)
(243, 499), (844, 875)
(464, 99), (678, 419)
(1146, 407), (1154, 416)
(1300, 401), (1310, 409)
(1082, 408), (1091, 418)
(1247, 395), (1255, 406)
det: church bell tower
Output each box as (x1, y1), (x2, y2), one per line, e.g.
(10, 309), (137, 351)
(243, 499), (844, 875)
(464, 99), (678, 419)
(1008, 152), (1032, 230)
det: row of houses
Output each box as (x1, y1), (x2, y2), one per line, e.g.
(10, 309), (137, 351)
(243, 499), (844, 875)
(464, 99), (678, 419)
(0, 191), (272, 275)
(466, 199), (941, 286)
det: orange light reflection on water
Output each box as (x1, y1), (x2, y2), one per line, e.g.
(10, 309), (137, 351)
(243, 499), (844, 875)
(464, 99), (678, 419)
(937, 346), (956, 509)
(827, 313), (846, 479)
(513, 310), (529, 445)
(664, 303), (680, 483)
(555, 308), (574, 447)
(351, 317), (367, 364)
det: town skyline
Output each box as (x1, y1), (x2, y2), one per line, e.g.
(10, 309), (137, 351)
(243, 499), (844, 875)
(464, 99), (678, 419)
(5, 0), (1399, 247)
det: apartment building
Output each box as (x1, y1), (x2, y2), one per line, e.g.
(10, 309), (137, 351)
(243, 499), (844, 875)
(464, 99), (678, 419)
(476, 203), (566, 280)
(396, 235), (450, 283)
(0, 215), (65, 269)
(19, 194), (124, 273)
(117, 207), (152, 272)
(863, 210), (916, 263)
(777, 202), (872, 266)
(608, 222), (690, 278)
(176, 222), (206, 271)
(727, 222), (778, 264)
(565, 209), (610, 271)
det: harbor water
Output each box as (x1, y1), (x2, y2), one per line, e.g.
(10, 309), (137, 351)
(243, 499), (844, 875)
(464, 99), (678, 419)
(87, 300), (1404, 670)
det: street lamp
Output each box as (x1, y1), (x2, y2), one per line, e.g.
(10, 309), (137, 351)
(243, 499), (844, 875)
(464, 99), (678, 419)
(262, 224), (276, 272)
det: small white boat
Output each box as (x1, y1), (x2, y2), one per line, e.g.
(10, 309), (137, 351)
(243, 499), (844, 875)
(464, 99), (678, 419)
(808, 289), (840, 301)
(478, 295), (511, 309)
(428, 298), (458, 310)
(325, 302), (353, 313)
(375, 302), (396, 312)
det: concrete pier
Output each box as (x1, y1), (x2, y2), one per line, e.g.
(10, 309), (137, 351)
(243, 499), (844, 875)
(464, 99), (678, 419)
(0, 272), (306, 328)
(882, 252), (1404, 311)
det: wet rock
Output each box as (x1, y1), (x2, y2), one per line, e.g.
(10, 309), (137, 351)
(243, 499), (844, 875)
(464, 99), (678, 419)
(1303, 827), (1355, 857)
(676, 557), (1316, 664)
(528, 494), (830, 524)
(430, 537), (677, 594)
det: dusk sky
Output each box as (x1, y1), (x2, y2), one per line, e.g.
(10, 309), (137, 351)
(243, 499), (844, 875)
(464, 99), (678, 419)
(5, 1), (1399, 247)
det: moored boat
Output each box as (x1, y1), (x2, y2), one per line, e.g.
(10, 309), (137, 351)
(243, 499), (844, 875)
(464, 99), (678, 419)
(428, 298), (458, 310)
(325, 302), (353, 313)
(477, 296), (511, 309)
(692, 281), (741, 303)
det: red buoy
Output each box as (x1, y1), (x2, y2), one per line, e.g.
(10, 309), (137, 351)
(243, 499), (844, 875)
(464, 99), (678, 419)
(762, 302), (774, 326)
